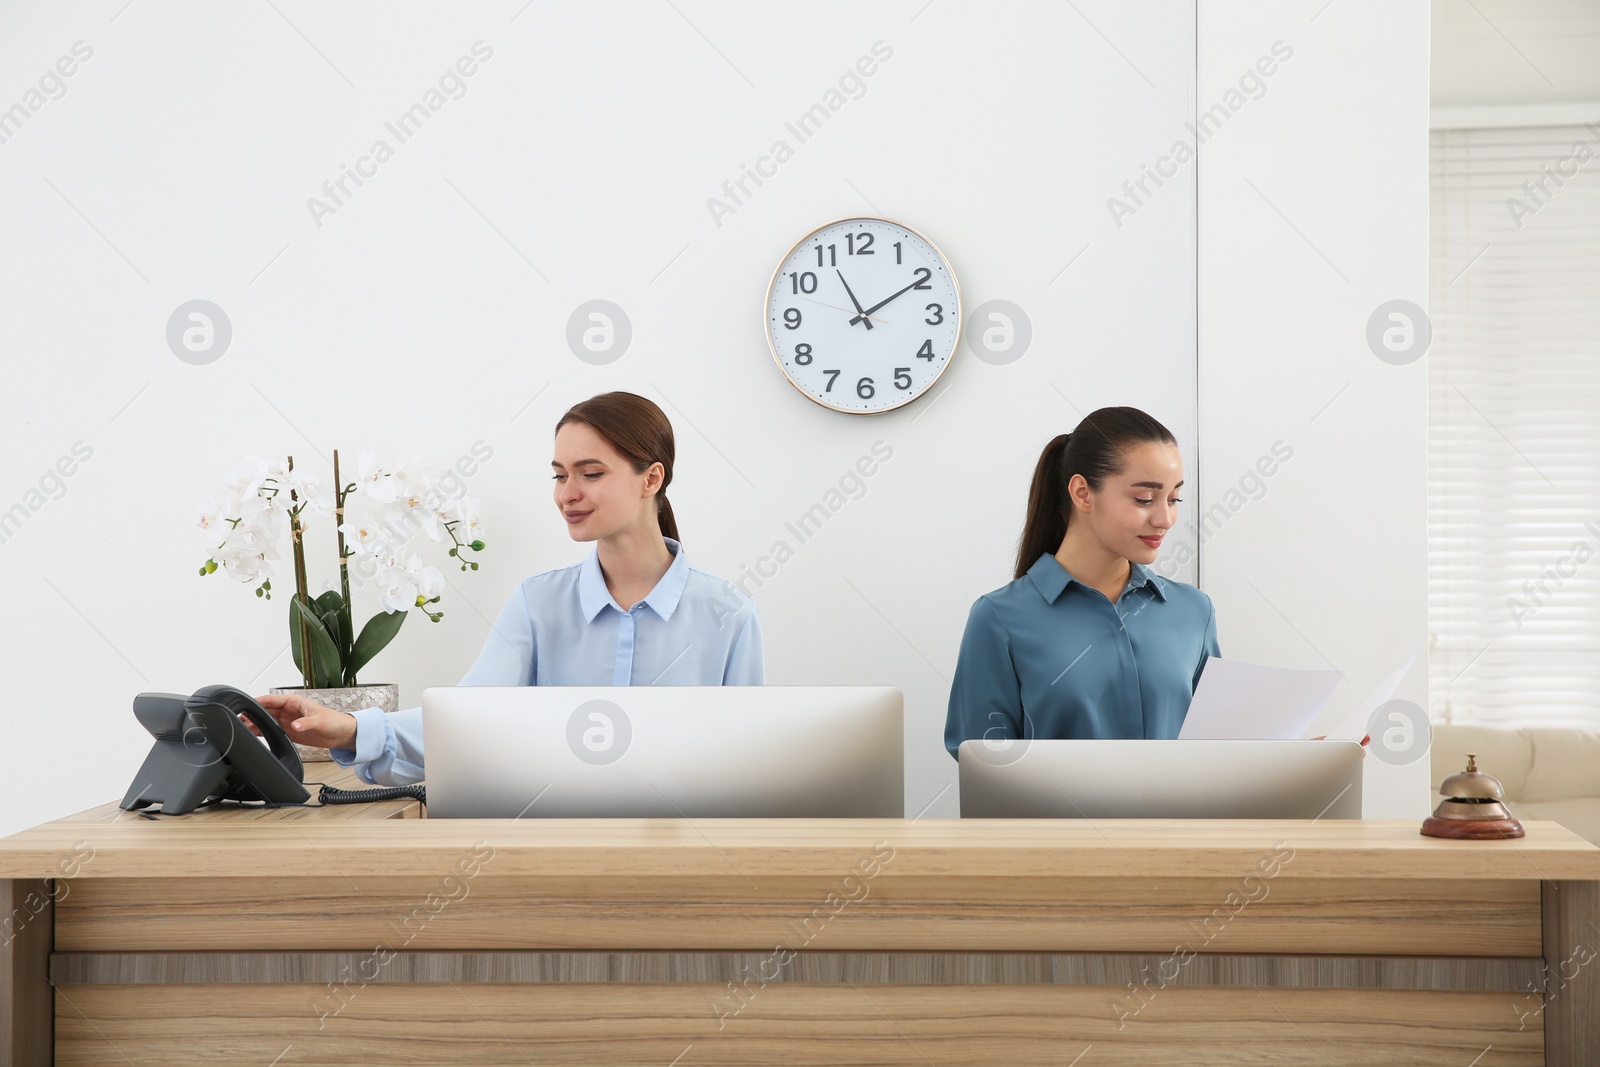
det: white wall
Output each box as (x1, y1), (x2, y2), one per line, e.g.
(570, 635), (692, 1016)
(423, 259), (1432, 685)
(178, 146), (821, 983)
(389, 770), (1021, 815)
(0, 0), (1200, 834)
(1197, 0), (1433, 817)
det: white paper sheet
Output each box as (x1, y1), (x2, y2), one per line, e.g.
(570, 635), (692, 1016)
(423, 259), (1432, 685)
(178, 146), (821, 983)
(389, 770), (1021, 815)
(1177, 657), (1344, 740)
(1324, 653), (1416, 742)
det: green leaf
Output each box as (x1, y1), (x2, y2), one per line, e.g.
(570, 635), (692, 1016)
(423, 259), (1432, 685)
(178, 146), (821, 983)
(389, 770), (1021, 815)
(292, 598), (345, 681)
(290, 601), (304, 675)
(346, 609), (406, 683)
(289, 596), (343, 689)
(312, 589), (352, 662)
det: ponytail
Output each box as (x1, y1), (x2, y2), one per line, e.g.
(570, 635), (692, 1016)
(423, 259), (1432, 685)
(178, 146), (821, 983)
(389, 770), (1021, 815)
(1015, 434), (1072, 579)
(1013, 407), (1178, 580)
(656, 492), (679, 543)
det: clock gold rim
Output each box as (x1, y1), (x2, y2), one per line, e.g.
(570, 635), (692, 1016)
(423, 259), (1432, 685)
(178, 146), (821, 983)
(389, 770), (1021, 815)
(763, 215), (963, 417)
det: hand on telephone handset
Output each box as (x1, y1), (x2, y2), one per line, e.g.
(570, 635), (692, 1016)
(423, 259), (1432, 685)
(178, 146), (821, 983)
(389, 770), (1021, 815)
(245, 693), (359, 751)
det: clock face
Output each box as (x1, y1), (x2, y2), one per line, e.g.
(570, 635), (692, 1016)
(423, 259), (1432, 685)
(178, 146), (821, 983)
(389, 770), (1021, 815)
(766, 217), (961, 414)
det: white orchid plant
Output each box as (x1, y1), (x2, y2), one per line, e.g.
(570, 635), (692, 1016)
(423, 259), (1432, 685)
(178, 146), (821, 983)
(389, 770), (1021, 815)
(196, 449), (487, 690)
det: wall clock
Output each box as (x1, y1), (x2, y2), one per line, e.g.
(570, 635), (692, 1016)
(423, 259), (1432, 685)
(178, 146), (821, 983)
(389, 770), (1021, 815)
(765, 217), (961, 414)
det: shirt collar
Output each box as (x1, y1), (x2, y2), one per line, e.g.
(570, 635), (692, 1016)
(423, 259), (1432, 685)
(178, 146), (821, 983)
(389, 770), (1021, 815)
(578, 537), (691, 622)
(1025, 553), (1169, 605)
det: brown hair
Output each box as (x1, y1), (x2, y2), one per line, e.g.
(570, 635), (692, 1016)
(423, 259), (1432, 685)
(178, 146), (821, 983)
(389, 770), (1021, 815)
(1015, 406), (1177, 579)
(555, 392), (679, 542)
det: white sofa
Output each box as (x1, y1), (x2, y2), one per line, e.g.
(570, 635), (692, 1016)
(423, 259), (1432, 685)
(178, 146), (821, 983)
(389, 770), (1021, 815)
(1430, 722), (1600, 846)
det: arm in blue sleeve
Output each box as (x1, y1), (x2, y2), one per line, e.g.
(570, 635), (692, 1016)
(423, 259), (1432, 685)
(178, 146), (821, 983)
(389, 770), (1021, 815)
(945, 597), (1023, 761)
(723, 603), (765, 685)
(329, 705), (424, 786)
(329, 582), (536, 784)
(458, 581), (538, 686)
(1192, 594), (1220, 691)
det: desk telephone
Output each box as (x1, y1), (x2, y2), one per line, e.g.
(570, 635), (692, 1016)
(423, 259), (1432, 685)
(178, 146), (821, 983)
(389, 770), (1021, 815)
(121, 684), (425, 815)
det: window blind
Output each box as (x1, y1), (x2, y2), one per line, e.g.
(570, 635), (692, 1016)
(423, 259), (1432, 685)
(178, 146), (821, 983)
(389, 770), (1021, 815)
(1429, 124), (1600, 725)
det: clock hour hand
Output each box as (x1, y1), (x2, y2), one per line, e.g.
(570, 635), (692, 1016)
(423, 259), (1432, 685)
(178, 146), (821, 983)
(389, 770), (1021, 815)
(851, 273), (925, 326)
(835, 270), (874, 330)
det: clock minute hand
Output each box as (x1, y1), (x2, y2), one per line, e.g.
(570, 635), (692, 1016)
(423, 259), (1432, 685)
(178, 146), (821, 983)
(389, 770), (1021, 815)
(851, 275), (923, 325)
(835, 270), (874, 331)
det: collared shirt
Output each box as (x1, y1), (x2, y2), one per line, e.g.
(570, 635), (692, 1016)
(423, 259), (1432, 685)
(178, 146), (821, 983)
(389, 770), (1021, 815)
(331, 537), (763, 785)
(944, 554), (1219, 758)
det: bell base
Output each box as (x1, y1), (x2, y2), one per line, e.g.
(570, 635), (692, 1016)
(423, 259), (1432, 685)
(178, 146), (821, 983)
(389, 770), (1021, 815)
(1421, 815), (1524, 840)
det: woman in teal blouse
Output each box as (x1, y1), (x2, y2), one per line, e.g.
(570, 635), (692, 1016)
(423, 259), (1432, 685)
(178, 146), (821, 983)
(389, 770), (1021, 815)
(945, 407), (1219, 758)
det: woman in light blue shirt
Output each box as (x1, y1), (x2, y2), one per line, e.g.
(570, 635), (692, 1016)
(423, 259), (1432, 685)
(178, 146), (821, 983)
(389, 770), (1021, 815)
(945, 406), (1218, 758)
(256, 391), (764, 785)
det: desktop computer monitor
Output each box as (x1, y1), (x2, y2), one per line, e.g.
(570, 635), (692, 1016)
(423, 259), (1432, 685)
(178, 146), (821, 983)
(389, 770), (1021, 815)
(957, 739), (1363, 819)
(422, 686), (904, 818)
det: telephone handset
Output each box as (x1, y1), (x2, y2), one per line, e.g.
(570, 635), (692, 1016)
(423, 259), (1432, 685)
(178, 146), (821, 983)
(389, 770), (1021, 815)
(122, 684), (311, 815)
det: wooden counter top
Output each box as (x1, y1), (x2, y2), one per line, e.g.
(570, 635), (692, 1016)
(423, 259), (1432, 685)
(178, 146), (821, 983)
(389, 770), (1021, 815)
(3, 806), (1596, 881)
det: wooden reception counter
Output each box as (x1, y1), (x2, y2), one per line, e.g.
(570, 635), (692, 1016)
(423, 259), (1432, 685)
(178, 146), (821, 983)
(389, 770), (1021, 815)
(3, 763), (1598, 1065)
